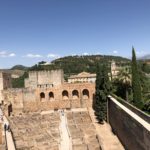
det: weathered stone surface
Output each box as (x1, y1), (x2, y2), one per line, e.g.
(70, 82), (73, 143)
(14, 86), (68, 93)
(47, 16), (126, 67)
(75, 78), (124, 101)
(9, 112), (61, 150)
(67, 111), (101, 150)
(2, 82), (95, 115)
(108, 97), (150, 150)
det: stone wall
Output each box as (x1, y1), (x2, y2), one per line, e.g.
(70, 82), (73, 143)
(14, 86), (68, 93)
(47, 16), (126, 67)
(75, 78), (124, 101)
(0, 72), (12, 103)
(25, 70), (64, 88)
(0, 123), (2, 145)
(116, 98), (150, 124)
(108, 96), (150, 150)
(2, 82), (95, 115)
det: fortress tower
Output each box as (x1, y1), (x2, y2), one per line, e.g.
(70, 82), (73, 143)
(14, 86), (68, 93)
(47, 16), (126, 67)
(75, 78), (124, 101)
(25, 69), (64, 89)
(0, 71), (12, 103)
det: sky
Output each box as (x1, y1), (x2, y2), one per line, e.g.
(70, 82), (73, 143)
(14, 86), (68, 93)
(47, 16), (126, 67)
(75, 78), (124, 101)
(0, 0), (150, 68)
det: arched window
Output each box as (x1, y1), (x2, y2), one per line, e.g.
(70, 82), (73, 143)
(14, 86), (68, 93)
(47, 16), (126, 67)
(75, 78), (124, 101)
(62, 90), (69, 100)
(82, 89), (89, 99)
(49, 92), (54, 100)
(72, 90), (79, 99)
(40, 92), (45, 100)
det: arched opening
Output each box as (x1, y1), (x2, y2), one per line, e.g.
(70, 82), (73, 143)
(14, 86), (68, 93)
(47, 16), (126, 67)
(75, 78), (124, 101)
(49, 92), (54, 100)
(8, 104), (12, 116)
(72, 90), (79, 99)
(40, 92), (45, 101)
(62, 90), (69, 100)
(82, 89), (89, 99)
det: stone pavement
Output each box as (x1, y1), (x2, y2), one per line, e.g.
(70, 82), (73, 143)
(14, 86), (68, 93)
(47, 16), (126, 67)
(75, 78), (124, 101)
(9, 112), (61, 150)
(8, 108), (125, 150)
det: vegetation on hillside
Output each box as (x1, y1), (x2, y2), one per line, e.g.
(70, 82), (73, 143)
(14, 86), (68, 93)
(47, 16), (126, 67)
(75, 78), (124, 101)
(112, 49), (150, 114)
(11, 65), (28, 70)
(12, 72), (28, 88)
(29, 55), (130, 75)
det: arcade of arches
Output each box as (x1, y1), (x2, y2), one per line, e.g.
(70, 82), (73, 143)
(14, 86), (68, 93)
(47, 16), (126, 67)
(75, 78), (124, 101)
(2, 82), (95, 113)
(40, 89), (90, 101)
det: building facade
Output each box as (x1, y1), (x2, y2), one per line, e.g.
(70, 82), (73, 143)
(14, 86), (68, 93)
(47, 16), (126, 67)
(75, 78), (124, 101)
(68, 72), (96, 83)
(1, 70), (95, 116)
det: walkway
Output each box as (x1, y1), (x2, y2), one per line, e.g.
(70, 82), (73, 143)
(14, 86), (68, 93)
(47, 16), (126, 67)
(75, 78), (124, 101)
(59, 110), (72, 150)
(0, 107), (15, 150)
(88, 108), (124, 150)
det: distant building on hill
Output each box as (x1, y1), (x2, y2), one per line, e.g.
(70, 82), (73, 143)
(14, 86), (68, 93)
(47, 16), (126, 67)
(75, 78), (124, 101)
(111, 61), (120, 79)
(110, 60), (131, 80)
(68, 72), (96, 83)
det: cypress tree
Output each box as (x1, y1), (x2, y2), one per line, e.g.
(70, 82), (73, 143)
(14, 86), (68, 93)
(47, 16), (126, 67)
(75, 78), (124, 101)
(95, 63), (111, 123)
(132, 47), (142, 108)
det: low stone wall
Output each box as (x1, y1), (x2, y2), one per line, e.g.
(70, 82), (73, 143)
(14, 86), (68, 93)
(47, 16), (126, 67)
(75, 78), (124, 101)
(111, 94), (150, 123)
(108, 96), (150, 150)
(0, 123), (2, 144)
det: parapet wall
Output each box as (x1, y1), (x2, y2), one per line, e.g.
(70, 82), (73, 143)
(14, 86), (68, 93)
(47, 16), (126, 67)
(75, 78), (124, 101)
(116, 98), (150, 124)
(107, 96), (150, 150)
(0, 123), (2, 145)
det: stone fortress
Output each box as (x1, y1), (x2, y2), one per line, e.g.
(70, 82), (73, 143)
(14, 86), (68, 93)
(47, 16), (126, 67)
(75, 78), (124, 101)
(1, 69), (95, 116)
(0, 62), (149, 150)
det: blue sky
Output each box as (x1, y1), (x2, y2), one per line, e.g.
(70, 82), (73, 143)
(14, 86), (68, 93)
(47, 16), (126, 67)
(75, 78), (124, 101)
(0, 0), (150, 68)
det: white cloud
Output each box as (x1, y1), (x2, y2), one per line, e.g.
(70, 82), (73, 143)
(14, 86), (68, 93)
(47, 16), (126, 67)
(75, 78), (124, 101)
(113, 50), (118, 54)
(9, 53), (16, 57)
(82, 52), (89, 56)
(47, 53), (60, 59)
(136, 50), (146, 56)
(0, 51), (16, 57)
(24, 53), (43, 58)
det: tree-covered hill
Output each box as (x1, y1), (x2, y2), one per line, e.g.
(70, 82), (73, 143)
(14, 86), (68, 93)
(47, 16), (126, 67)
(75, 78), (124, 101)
(30, 55), (130, 75)
(11, 65), (28, 70)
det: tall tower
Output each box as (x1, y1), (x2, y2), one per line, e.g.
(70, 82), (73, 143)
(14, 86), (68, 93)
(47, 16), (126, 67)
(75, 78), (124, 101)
(0, 72), (12, 103)
(111, 60), (118, 79)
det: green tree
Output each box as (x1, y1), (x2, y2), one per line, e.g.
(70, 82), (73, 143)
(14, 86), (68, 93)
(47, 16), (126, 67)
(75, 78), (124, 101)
(117, 67), (131, 101)
(95, 63), (111, 123)
(132, 47), (142, 108)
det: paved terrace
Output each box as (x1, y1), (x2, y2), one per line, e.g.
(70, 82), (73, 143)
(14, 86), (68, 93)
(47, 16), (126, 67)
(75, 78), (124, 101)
(9, 112), (61, 150)
(66, 110), (101, 150)
(8, 108), (125, 150)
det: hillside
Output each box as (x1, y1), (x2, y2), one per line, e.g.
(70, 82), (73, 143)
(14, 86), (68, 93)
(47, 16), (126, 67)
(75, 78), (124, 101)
(29, 55), (130, 75)
(11, 65), (28, 70)
(139, 54), (150, 60)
